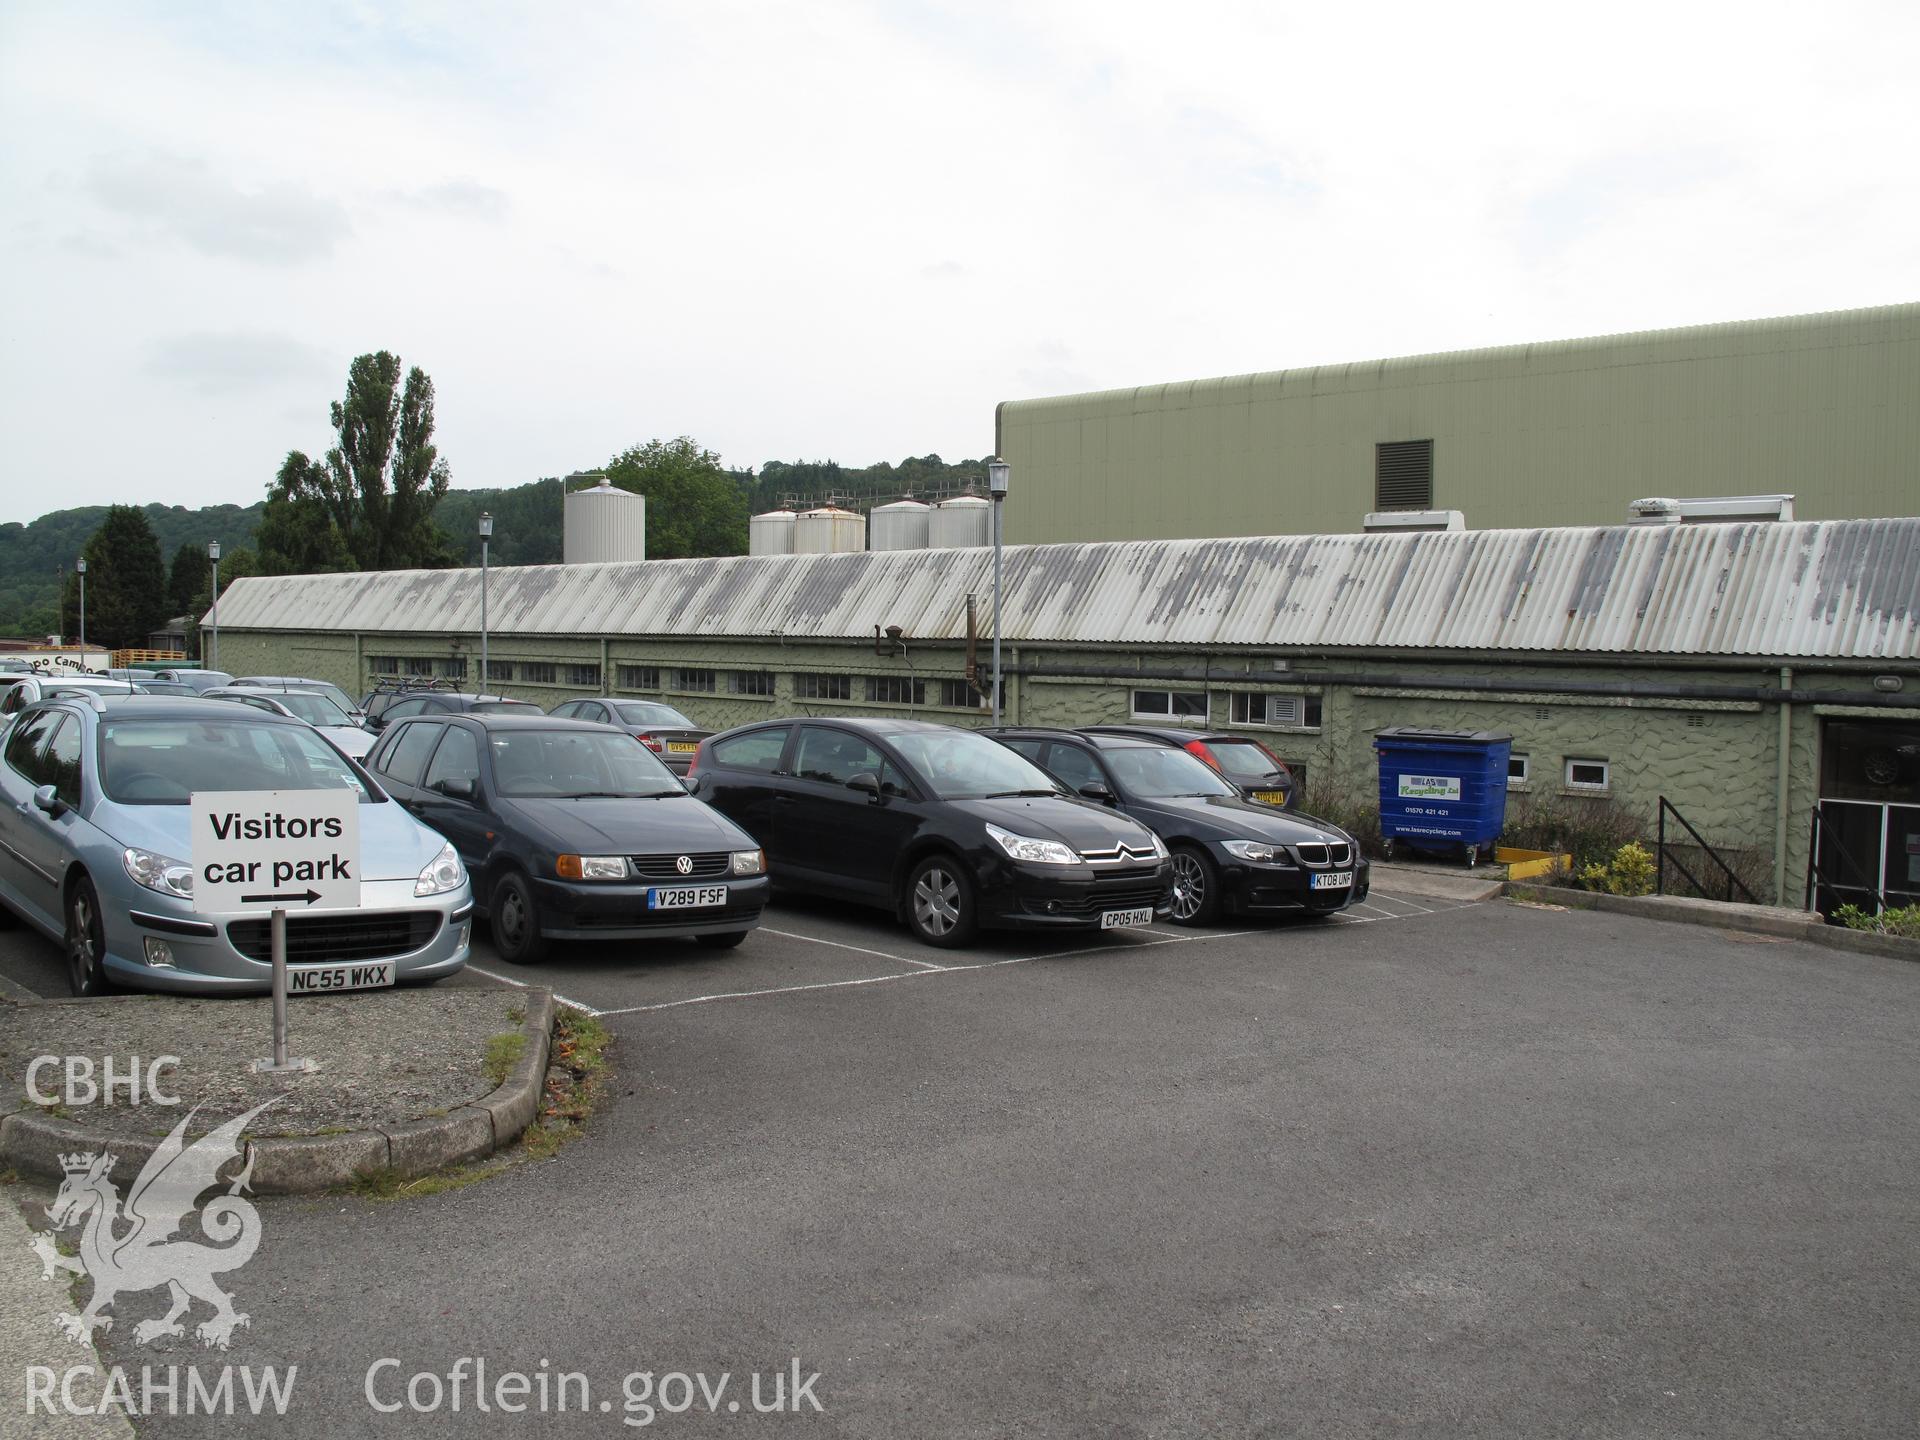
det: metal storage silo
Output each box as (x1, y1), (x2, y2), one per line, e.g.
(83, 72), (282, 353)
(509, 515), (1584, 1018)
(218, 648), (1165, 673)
(563, 478), (647, 563)
(869, 498), (932, 552)
(793, 506), (867, 554)
(929, 494), (991, 549)
(749, 509), (797, 556)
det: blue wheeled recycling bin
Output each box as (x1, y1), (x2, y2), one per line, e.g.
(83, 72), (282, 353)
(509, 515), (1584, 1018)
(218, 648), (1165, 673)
(1373, 727), (1513, 866)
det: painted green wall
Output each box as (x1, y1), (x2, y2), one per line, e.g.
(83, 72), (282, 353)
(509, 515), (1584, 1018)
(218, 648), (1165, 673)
(998, 303), (1920, 544)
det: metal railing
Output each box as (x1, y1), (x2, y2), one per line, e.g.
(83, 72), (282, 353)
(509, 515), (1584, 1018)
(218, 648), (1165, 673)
(1655, 797), (1759, 905)
(1803, 807), (1885, 917)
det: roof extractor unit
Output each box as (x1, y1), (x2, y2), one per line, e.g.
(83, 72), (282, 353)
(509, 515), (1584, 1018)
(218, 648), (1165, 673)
(1362, 510), (1465, 533)
(1631, 494), (1795, 525)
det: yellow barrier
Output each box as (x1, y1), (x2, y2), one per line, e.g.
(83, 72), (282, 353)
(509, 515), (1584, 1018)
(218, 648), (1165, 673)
(1495, 846), (1572, 880)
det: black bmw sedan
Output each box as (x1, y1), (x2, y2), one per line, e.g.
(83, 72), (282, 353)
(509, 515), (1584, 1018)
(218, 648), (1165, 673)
(365, 712), (770, 962)
(989, 727), (1369, 926)
(688, 717), (1173, 948)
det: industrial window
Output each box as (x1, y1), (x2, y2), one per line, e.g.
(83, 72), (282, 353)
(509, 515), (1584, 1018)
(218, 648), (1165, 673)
(617, 665), (660, 691)
(674, 667), (717, 693)
(368, 656), (400, 675)
(939, 678), (984, 709)
(566, 663), (601, 688)
(487, 659), (515, 683)
(1508, 754), (1530, 788)
(795, 673), (852, 701)
(866, 676), (926, 706)
(521, 661), (557, 685)
(1228, 693), (1322, 729)
(443, 656), (468, 681)
(403, 656), (438, 678)
(1131, 689), (1208, 721)
(728, 670), (774, 697)
(1375, 439), (1434, 511)
(1565, 758), (1609, 792)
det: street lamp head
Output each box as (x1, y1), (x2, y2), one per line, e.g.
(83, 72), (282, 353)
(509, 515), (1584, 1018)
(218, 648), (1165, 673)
(987, 459), (1010, 498)
(75, 557), (86, 575)
(208, 541), (221, 562)
(478, 512), (494, 539)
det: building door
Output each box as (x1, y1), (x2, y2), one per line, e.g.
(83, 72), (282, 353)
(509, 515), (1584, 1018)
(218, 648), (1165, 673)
(1813, 720), (1920, 916)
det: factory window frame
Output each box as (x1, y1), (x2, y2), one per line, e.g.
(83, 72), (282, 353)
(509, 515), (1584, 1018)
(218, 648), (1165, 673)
(866, 676), (926, 706)
(1228, 693), (1322, 730)
(938, 678), (987, 710)
(1564, 758), (1609, 793)
(795, 673), (852, 702)
(487, 659), (515, 683)
(566, 663), (601, 689)
(616, 665), (660, 692)
(674, 668), (718, 693)
(1131, 689), (1208, 722)
(1375, 439), (1434, 511)
(728, 670), (774, 697)
(403, 656), (439, 678)
(521, 662), (558, 685)
(368, 656), (400, 675)
(1508, 754), (1530, 789)
(443, 657), (468, 681)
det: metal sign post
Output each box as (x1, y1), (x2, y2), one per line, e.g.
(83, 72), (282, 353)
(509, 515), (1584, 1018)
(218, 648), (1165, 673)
(265, 907), (305, 1073)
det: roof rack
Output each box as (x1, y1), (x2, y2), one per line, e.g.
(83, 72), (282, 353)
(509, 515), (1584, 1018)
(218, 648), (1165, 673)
(367, 675), (462, 696)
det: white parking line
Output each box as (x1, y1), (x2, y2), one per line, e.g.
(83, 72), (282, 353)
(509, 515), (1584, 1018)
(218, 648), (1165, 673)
(467, 963), (606, 1016)
(758, 926), (948, 971)
(1367, 892), (1436, 915)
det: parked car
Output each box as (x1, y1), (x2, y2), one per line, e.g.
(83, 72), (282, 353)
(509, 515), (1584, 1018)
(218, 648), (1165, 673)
(231, 675), (366, 724)
(127, 680), (197, 696)
(689, 717), (1172, 948)
(1079, 724), (1299, 809)
(548, 698), (713, 775)
(0, 696), (470, 995)
(200, 687), (375, 759)
(0, 676), (141, 717)
(365, 691), (543, 733)
(363, 712), (768, 962)
(149, 669), (233, 693)
(360, 677), (460, 729)
(989, 727), (1367, 924)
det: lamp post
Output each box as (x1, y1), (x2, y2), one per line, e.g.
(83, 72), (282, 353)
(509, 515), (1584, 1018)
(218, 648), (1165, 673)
(478, 513), (493, 692)
(75, 557), (87, 658)
(986, 458), (1009, 726)
(208, 541), (221, 670)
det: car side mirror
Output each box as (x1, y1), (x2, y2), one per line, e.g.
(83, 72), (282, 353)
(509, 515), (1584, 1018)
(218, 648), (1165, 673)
(682, 772), (706, 796)
(436, 777), (476, 801)
(1078, 783), (1116, 804)
(31, 784), (67, 818)
(847, 772), (884, 804)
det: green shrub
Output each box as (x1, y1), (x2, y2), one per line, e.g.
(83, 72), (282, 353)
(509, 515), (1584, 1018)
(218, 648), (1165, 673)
(1500, 789), (1645, 875)
(1833, 903), (1920, 939)
(1578, 841), (1657, 896)
(1297, 779), (1385, 859)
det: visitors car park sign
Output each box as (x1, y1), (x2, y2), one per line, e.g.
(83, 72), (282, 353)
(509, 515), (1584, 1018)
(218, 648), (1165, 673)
(189, 790), (361, 913)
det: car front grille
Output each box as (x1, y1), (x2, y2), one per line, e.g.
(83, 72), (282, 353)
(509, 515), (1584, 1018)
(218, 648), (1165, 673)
(1056, 869), (1168, 916)
(629, 852), (731, 880)
(1292, 841), (1353, 868)
(227, 912), (442, 964)
(1080, 843), (1160, 866)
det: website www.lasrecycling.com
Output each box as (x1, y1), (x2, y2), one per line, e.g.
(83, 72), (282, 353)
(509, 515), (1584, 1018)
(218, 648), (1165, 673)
(29, 1356), (825, 1427)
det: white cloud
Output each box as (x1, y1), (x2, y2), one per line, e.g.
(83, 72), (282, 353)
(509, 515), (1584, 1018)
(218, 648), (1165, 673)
(146, 332), (334, 393)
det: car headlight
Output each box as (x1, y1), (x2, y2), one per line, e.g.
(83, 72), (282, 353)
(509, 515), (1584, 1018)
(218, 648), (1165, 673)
(1143, 830), (1169, 860)
(555, 853), (628, 881)
(415, 841), (466, 896)
(986, 822), (1080, 866)
(124, 847), (194, 899)
(1222, 839), (1285, 864)
(731, 848), (765, 876)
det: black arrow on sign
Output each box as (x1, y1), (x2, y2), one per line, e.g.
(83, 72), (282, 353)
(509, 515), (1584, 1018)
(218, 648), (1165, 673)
(241, 889), (323, 905)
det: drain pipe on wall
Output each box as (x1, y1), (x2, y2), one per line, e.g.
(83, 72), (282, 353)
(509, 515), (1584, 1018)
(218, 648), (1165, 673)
(1774, 665), (1793, 906)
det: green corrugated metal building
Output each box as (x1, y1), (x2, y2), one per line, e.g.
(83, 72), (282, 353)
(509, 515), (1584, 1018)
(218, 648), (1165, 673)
(995, 303), (1920, 544)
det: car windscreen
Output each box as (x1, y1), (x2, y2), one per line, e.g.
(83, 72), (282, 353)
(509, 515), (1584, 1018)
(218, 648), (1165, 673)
(1105, 746), (1237, 798)
(488, 729), (681, 798)
(888, 730), (1064, 801)
(1205, 740), (1288, 783)
(611, 702), (696, 727)
(98, 719), (376, 805)
(271, 692), (354, 726)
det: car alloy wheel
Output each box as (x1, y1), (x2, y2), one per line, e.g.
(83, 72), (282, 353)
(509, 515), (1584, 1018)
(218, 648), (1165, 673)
(1168, 845), (1222, 927)
(907, 856), (977, 948)
(66, 876), (109, 997)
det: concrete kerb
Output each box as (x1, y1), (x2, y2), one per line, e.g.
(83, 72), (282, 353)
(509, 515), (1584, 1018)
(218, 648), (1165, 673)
(0, 989), (558, 1193)
(1503, 882), (1920, 963)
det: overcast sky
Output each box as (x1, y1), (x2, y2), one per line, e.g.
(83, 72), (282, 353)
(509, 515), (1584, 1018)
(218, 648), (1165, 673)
(2, 1), (1915, 525)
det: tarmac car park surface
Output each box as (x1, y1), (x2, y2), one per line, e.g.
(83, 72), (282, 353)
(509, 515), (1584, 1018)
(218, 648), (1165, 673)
(3, 891), (1917, 1437)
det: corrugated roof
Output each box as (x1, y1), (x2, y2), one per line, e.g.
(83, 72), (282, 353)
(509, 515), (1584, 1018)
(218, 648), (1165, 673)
(210, 518), (1920, 660)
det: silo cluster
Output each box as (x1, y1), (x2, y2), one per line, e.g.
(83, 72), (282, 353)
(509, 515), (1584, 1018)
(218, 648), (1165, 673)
(747, 494), (992, 556)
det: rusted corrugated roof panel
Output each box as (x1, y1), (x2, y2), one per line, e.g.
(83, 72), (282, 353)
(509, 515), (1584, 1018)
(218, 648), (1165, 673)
(210, 519), (1920, 660)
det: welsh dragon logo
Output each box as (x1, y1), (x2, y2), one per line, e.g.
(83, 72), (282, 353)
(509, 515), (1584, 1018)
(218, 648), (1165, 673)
(30, 1098), (277, 1350)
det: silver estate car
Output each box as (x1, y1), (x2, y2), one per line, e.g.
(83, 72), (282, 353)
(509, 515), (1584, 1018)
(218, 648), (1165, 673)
(0, 696), (470, 995)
